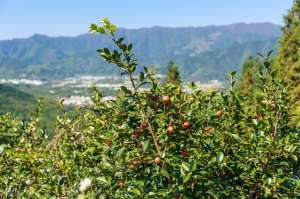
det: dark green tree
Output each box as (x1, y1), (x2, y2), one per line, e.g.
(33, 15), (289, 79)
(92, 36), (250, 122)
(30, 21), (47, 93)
(237, 57), (263, 112)
(165, 61), (181, 85)
(238, 57), (262, 93)
(277, 0), (300, 124)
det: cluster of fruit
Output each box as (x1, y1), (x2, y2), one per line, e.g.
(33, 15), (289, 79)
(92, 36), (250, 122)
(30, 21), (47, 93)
(132, 94), (224, 166)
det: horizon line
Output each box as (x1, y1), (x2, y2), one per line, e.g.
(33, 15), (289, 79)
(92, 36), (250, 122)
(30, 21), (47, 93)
(0, 21), (281, 41)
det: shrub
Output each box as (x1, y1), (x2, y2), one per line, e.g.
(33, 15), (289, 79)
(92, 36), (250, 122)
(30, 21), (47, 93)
(0, 19), (300, 198)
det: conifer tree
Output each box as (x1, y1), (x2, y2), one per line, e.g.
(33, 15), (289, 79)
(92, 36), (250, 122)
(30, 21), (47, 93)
(277, 0), (300, 123)
(165, 61), (181, 85)
(238, 57), (262, 93)
(238, 56), (263, 111)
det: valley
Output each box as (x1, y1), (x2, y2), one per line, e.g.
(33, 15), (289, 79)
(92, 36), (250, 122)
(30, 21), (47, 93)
(0, 76), (223, 106)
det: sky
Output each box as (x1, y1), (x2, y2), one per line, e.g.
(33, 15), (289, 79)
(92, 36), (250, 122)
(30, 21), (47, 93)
(0, 0), (294, 40)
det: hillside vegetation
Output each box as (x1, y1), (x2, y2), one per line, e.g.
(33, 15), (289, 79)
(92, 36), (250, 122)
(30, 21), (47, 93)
(0, 13), (300, 198)
(0, 23), (280, 81)
(0, 84), (36, 118)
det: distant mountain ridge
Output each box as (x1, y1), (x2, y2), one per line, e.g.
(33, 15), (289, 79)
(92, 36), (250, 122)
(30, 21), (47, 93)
(0, 22), (281, 81)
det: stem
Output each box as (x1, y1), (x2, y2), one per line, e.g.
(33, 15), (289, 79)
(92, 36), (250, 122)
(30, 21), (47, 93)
(145, 117), (161, 155)
(137, 104), (161, 155)
(111, 34), (160, 155)
(129, 72), (137, 92)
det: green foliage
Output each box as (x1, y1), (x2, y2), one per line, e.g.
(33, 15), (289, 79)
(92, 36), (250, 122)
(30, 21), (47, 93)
(238, 56), (262, 92)
(0, 23), (280, 81)
(277, 0), (300, 125)
(0, 84), (59, 138)
(0, 19), (299, 198)
(0, 113), (23, 145)
(0, 84), (36, 118)
(165, 61), (181, 85)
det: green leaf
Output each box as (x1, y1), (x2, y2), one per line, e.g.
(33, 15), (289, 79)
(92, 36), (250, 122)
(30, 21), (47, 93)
(116, 147), (125, 158)
(230, 71), (237, 77)
(143, 66), (148, 73)
(102, 160), (112, 169)
(181, 162), (190, 172)
(183, 173), (192, 183)
(97, 176), (108, 184)
(103, 48), (110, 55)
(89, 24), (98, 32)
(120, 86), (132, 95)
(128, 64), (136, 73)
(265, 177), (272, 185)
(231, 134), (240, 141)
(180, 166), (186, 177)
(267, 50), (273, 58)
(127, 44), (133, 52)
(160, 167), (170, 179)
(130, 188), (141, 196)
(217, 151), (224, 163)
(117, 38), (125, 44)
(97, 27), (105, 33)
(143, 140), (149, 152)
(139, 72), (145, 82)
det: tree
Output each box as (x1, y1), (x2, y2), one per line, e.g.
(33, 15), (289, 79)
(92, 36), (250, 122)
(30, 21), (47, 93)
(165, 61), (181, 85)
(238, 57), (262, 93)
(277, 0), (300, 124)
(237, 57), (263, 112)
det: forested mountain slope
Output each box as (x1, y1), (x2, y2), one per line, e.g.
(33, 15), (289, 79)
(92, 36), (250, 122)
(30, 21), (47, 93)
(0, 22), (280, 80)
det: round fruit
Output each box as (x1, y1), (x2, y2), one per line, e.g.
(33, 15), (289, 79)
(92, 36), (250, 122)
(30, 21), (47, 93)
(256, 114), (263, 121)
(216, 110), (223, 118)
(151, 95), (159, 102)
(176, 194), (184, 199)
(167, 125), (175, 135)
(106, 140), (113, 147)
(140, 122), (149, 129)
(134, 130), (142, 137)
(132, 160), (140, 167)
(183, 121), (190, 129)
(162, 96), (171, 104)
(118, 181), (125, 188)
(154, 156), (161, 164)
(180, 149), (189, 157)
(141, 141), (145, 146)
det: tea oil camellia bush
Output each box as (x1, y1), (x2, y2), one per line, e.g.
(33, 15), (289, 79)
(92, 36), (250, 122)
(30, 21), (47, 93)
(0, 18), (300, 198)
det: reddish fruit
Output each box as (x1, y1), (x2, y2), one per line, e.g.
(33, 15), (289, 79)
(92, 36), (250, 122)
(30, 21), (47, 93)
(162, 96), (171, 104)
(118, 181), (125, 188)
(180, 149), (189, 157)
(140, 122), (149, 129)
(141, 141), (145, 146)
(154, 156), (161, 164)
(151, 95), (160, 102)
(132, 160), (140, 167)
(176, 194), (184, 199)
(216, 110), (223, 118)
(157, 143), (161, 150)
(167, 125), (175, 135)
(106, 140), (113, 147)
(183, 121), (190, 129)
(15, 147), (21, 152)
(140, 156), (145, 161)
(256, 114), (263, 121)
(134, 130), (142, 138)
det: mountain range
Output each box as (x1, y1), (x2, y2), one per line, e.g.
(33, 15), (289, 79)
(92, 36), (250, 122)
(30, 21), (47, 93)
(0, 22), (281, 81)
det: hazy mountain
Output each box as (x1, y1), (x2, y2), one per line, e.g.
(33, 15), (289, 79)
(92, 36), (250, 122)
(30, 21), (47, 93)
(0, 22), (281, 81)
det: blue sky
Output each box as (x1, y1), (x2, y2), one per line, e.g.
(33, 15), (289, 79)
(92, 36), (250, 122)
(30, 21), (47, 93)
(0, 0), (293, 40)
